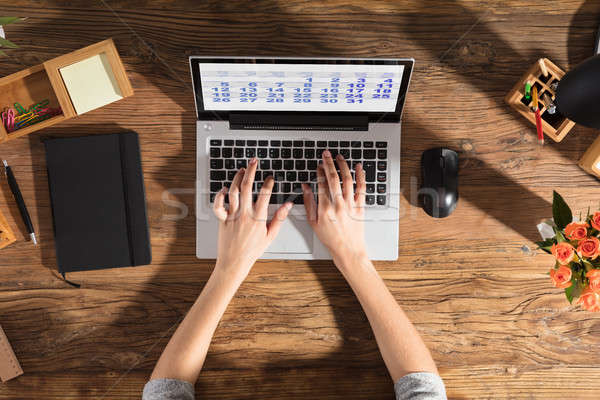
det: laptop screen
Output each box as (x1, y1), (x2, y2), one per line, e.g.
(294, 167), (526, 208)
(190, 58), (413, 121)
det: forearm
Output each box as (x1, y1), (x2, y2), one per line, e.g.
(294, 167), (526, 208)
(150, 265), (244, 383)
(333, 253), (438, 382)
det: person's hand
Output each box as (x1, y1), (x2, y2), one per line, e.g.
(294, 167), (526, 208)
(302, 150), (368, 264)
(213, 158), (292, 280)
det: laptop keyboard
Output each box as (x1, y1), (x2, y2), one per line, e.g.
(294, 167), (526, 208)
(208, 139), (388, 206)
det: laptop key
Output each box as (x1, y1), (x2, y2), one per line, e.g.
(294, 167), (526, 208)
(340, 141), (350, 147)
(210, 170), (226, 181)
(377, 184), (386, 194)
(269, 148), (280, 158)
(270, 140), (281, 147)
(282, 140), (293, 147)
(281, 148), (292, 158)
(328, 141), (338, 147)
(310, 171), (317, 181)
(293, 140), (303, 147)
(377, 172), (387, 182)
(227, 171), (236, 180)
(298, 171), (309, 181)
(255, 170), (261, 181)
(225, 159), (235, 169)
(222, 147), (232, 158)
(275, 171), (286, 181)
(293, 148), (303, 158)
(351, 149), (361, 159)
(304, 149), (315, 159)
(304, 140), (315, 147)
(260, 160), (271, 169)
(376, 141), (387, 148)
(234, 148), (244, 158)
(340, 149), (350, 159)
(257, 148), (268, 158)
(378, 150), (387, 159)
(307, 160), (318, 170)
(377, 161), (387, 171)
(210, 139), (221, 146)
(272, 182), (279, 193)
(365, 195), (375, 205)
(363, 161), (376, 182)
(377, 195), (386, 205)
(292, 182), (302, 192)
(247, 140), (257, 146)
(317, 141), (327, 147)
(284, 160), (294, 170)
(366, 184), (375, 194)
(246, 148), (256, 158)
(210, 159), (223, 169)
(363, 150), (376, 159)
(351, 141), (361, 148)
(272, 160), (283, 170)
(236, 159), (247, 169)
(282, 182), (291, 192)
(259, 140), (268, 146)
(210, 182), (222, 192)
(224, 139), (234, 146)
(263, 171), (273, 180)
(210, 148), (220, 157)
(286, 171), (297, 181)
(364, 141), (374, 148)
(235, 140), (245, 146)
(316, 149), (325, 158)
(295, 160), (306, 170)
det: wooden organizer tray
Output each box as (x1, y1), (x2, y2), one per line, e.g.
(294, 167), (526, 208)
(505, 58), (575, 142)
(0, 39), (133, 142)
(0, 208), (16, 249)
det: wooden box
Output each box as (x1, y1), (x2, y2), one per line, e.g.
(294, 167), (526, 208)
(579, 134), (600, 178)
(505, 58), (575, 142)
(0, 209), (16, 249)
(0, 39), (133, 142)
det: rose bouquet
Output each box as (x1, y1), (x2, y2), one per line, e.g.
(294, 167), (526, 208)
(536, 191), (600, 311)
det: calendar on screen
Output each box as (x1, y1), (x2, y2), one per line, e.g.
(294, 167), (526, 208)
(198, 63), (404, 112)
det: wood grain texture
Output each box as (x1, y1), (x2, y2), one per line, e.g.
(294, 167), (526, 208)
(0, 0), (599, 399)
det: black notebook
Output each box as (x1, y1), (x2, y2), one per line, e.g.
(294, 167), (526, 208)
(44, 132), (151, 275)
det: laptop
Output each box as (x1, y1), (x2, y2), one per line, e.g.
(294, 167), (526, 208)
(190, 57), (414, 260)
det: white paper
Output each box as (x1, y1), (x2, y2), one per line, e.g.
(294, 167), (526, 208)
(199, 63), (403, 112)
(60, 53), (123, 115)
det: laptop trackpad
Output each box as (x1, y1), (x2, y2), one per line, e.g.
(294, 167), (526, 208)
(265, 215), (313, 254)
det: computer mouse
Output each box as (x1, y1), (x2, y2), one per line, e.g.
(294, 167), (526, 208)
(420, 147), (458, 218)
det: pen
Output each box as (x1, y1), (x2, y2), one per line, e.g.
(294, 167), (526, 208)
(532, 87), (544, 145)
(3, 160), (37, 245)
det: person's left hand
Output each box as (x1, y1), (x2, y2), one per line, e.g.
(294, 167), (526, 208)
(213, 158), (292, 280)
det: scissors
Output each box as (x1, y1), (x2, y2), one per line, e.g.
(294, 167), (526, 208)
(2, 109), (15, 132)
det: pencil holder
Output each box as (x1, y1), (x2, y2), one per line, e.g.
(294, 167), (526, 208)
(505, 58), (575, 142)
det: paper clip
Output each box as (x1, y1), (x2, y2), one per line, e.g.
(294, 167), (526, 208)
(30, 99), (49, 111)
(2, 109), (15, 132)
(14, 103), (27, 115)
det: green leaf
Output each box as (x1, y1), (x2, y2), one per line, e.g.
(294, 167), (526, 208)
(553, 227), (568, 243)
(553, 191), (573, 230)
(0, 17), (21, 26)
(0, 37), (18, 49)
(565, 284), (574, 304)
(0, 49), (6, 57)
(565, 271), (584, 304)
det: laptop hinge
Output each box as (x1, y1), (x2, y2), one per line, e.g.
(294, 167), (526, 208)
(229, 112), (368, 131)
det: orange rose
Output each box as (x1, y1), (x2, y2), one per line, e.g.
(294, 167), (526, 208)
(551, 242), (575, 265)
(591, 212), (600, 231)
(577, 237), (600, 260)
(576, 288), (600, 312)
(564, 222), (589, 241)
(549, 265), (572, 288)
(586, 269), (600, 291)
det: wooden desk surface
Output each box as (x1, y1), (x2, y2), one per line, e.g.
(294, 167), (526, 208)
(0, 1), (599, 398)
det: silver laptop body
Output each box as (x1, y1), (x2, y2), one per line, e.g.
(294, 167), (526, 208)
(190, 57), (414, 260)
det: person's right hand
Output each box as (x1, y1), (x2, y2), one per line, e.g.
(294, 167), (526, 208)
(302, 150), (368, 262)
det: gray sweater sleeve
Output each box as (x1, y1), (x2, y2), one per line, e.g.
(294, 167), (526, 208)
(142, 372), (446, 400)
(394, 372), (447, 400)
(142, 378), (194, 400)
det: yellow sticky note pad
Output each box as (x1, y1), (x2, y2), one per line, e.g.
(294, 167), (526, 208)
(59, 53), (123, 115)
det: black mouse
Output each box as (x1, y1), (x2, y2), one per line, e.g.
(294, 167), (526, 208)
(420, 147), (459, 218)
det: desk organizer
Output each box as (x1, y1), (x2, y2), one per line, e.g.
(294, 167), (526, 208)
(0, 39), (133, 142)
(505, 58), (575, 142)
(0, 209), (16, 249)
(579, 135), (600, 178)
